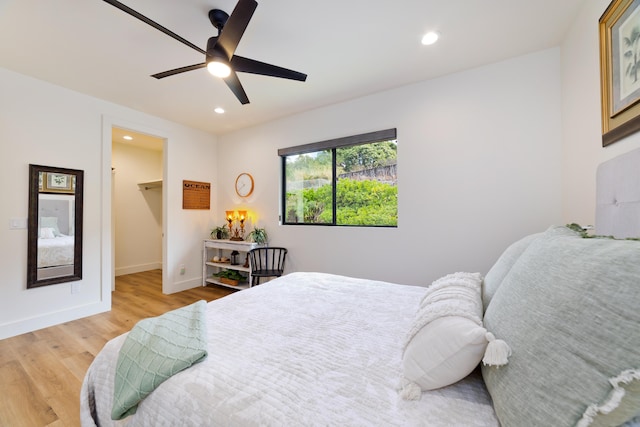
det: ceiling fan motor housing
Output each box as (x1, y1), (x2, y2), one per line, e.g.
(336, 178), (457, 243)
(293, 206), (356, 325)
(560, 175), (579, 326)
(209, 9), (229, 32)
(206, 36), (225, 62)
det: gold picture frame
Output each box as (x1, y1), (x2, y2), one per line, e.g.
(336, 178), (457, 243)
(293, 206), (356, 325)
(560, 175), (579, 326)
(42, 172), (75, 194)
(600, 0), (640, 146)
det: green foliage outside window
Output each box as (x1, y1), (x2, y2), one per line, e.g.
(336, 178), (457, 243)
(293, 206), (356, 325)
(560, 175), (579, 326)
(284, 140), (397, 226)
(337, 141), (397, 172)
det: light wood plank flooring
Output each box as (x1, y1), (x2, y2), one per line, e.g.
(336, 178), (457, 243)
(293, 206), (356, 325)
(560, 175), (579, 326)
(0, 270), (233, 427)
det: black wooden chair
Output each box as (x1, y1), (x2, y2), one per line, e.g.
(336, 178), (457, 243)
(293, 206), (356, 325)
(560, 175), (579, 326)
(248, 247), (288, 286)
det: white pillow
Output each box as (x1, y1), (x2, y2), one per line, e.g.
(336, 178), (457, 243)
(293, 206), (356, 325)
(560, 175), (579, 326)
(40, 216), (61, 236)
(400, 272), (510, 400)
(40, 227), (56, 239)
(403, 316), (487, 390)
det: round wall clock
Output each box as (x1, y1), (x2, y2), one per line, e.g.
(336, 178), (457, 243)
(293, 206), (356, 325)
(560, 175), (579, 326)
(235, 173), (254, 197)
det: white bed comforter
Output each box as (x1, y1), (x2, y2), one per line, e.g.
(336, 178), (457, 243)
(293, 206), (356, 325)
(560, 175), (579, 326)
(38, 235), (74, 267)
(81, 272), (498, 427)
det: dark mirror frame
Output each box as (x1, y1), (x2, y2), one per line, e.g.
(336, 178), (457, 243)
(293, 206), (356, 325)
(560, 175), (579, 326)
(27, 164), (84, 288)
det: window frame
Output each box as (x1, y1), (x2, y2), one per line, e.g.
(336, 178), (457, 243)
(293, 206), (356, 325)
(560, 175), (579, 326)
(278, 128), (397, 227)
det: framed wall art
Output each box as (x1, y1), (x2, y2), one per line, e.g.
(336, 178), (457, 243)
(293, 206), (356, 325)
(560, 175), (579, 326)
(182, 180), (211, 210)
(42, 172), (75, 194)
(600, 0), (640, 146)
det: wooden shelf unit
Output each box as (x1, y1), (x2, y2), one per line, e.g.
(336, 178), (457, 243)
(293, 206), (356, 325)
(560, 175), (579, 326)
(202, 239), (260, 290)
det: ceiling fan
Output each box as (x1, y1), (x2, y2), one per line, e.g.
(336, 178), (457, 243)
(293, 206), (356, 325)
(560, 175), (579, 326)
(102, 0), (307, 104)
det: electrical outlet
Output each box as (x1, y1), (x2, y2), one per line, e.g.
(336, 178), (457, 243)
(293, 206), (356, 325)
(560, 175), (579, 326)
(179, 264), (186, 275)
(71, 282), (80, 294)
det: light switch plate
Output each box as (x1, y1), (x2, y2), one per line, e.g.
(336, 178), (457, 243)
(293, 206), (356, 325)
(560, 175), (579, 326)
(9, 218), (27, 229)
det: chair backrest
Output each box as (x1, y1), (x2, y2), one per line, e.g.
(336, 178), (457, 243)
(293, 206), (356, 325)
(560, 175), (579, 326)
(249, 247), (288, 273)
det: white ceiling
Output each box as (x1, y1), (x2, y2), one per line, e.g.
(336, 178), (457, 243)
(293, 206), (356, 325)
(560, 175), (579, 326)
(0, 0), (587, 136)
(112, 126), (163, 151)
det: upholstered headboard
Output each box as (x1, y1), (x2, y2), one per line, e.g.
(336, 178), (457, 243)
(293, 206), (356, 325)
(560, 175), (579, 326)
(595, 147), (640, 238)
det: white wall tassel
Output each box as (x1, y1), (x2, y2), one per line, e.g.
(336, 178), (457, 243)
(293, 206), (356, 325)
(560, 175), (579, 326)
(482, 332), (512, 366)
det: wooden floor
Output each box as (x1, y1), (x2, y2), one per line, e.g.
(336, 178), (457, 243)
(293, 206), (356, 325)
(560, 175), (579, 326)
(0, 270), (233, 427)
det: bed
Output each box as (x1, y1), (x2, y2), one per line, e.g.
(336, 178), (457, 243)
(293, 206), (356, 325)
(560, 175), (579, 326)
(81, 149), (640, 427)
(37, 226), (75, 279)
(37, 196), (75, 278)
(38, 234), (75, 268)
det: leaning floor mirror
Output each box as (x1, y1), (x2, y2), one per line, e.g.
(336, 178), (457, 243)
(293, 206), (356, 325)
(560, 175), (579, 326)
(27, 164), (84, 288)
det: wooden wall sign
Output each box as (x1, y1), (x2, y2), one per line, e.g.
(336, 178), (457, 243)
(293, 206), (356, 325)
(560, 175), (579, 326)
(182, 180), (210, 210)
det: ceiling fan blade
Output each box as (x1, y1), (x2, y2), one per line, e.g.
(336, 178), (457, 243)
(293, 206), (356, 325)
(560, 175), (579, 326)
(151, 63), (207, 79)
(102, 0), (205, 55)
(217, 0), (257, 59)
(231, 56), (307, 81)
(223, 71), (250, 104)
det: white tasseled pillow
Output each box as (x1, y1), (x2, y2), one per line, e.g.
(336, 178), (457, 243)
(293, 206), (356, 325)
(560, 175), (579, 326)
(399, 272), (510, 400)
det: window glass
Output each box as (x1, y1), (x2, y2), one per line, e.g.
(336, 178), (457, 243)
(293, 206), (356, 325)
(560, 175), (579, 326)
(280, 129), (397, 227)
(284, 150), (333, 224)
(336, 141), (397, 226)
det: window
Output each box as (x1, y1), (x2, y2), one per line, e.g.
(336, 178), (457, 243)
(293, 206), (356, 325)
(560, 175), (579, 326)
(279, 129), (397, 227)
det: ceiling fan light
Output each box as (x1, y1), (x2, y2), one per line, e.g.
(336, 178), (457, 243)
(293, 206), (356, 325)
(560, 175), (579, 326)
(207, 61), (231, 78)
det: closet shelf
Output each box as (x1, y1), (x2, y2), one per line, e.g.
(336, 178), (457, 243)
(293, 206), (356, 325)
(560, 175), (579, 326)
(138, 179), (162, 190)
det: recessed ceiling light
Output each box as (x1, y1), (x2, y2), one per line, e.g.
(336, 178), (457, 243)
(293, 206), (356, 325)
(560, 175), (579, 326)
(123, 135), (133, 140)
(214, 107), (225, 114)
(421, 31), (440, 46)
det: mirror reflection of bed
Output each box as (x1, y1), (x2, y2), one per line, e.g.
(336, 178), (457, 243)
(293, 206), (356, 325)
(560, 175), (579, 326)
(27, 164), (83, 288)
(37, 193), (75, 280)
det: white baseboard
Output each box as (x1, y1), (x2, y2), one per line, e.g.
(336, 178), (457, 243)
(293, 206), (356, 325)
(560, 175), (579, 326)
(115, 262), (162, 276)
(0, 300), (110, 340)
(163, 277), (202, 294)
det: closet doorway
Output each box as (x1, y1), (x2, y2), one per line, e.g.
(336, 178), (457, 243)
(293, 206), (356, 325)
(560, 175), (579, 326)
(111, 127), (164, 286)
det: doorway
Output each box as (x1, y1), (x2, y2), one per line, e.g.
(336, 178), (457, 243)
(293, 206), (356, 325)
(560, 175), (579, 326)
(111, 127), (164, 288)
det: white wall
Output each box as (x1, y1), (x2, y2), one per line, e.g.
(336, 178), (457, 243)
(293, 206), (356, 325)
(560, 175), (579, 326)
(112, 141), (162, 276)
(561, 0), (640, 226)
(160, 126), (219, 294)
(218, 48), (564, 286)
(0, 67), (217, 339)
